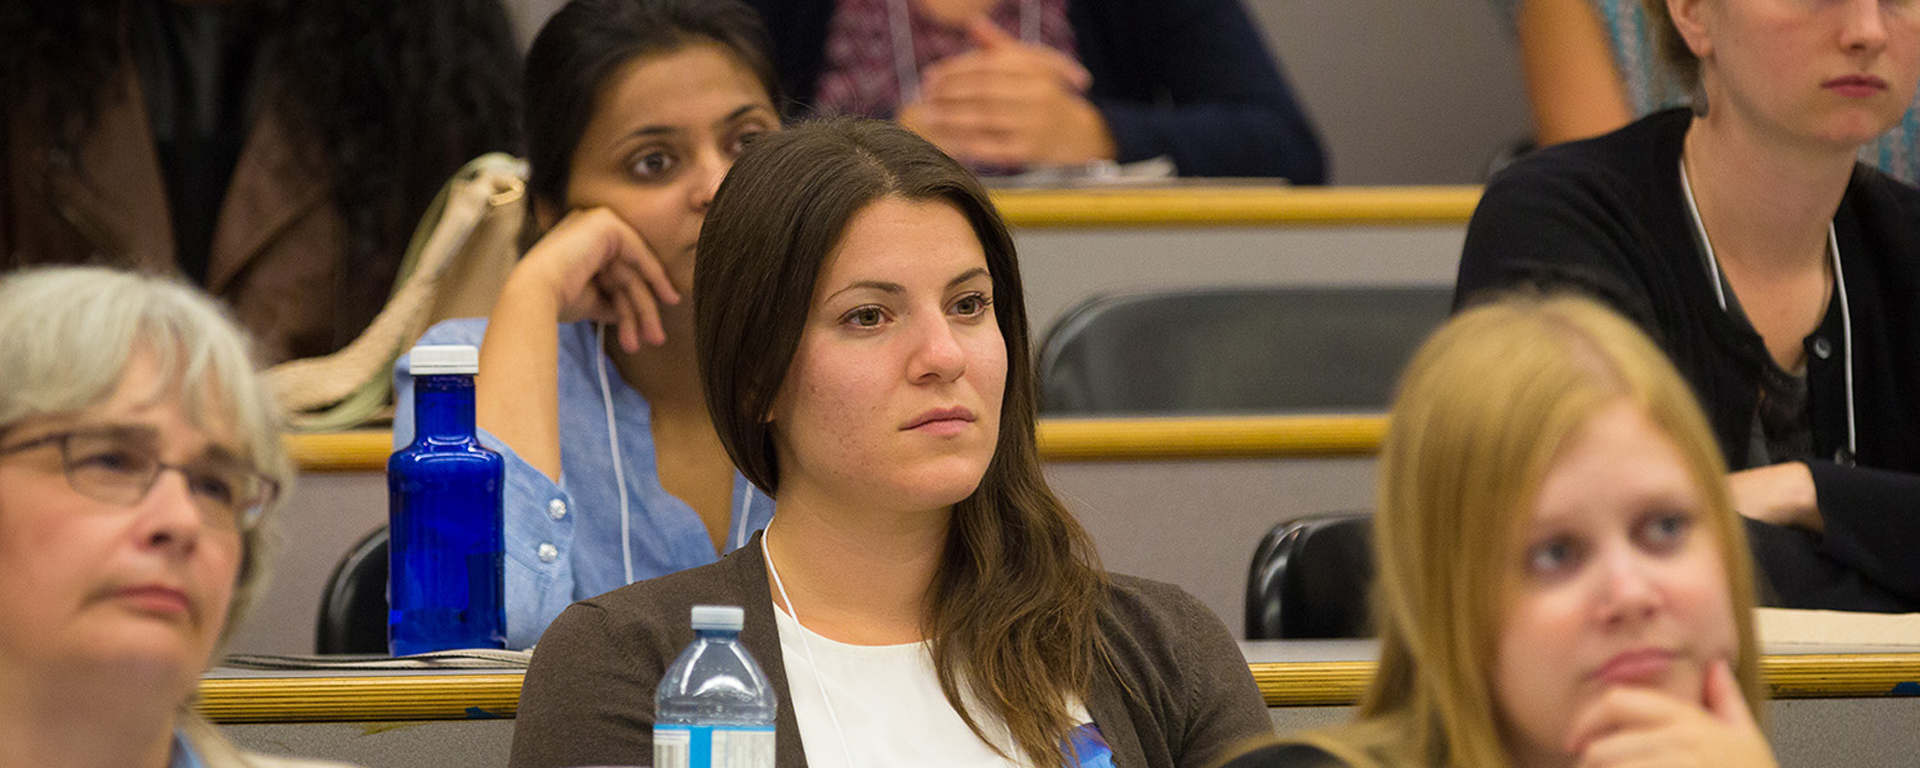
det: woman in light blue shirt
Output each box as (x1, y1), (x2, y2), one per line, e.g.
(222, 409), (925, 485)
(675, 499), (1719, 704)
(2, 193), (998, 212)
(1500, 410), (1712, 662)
(396, 0), (781, 649)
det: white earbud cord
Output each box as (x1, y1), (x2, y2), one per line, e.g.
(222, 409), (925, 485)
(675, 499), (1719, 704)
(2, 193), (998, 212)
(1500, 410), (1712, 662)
(596, 324), (636, 585)
(886, 0), (1042, 106)
(735, 486), (754, 551)
(761, 522), (857, 768)
(599, 324), (762, 585)
(1679, 158), (1857, 462)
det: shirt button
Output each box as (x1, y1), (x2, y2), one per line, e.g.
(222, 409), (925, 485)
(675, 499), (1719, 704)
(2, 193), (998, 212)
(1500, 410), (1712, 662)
(537, 543), (559, 563)
(1812, 337), (1833, 360)
(547, 498), (568, 521)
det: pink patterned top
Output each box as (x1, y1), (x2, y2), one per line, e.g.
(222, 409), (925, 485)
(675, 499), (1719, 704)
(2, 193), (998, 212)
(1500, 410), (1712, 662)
(813, 0), (1076, 118)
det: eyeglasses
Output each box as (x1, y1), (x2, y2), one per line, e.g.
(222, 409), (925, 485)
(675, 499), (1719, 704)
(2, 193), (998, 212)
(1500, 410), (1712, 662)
(0, 427), (276, 531)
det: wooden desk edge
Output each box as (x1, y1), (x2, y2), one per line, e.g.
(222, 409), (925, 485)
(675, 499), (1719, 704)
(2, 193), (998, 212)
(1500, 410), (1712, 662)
(989, 186), (1481, 228)
(288, 416), (1393, 473)
(198, 654), (1920, 723)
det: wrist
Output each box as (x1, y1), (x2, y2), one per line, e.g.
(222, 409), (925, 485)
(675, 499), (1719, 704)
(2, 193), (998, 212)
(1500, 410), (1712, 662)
(1066, 100), (1117, 164)
(496, 266), (567, 323)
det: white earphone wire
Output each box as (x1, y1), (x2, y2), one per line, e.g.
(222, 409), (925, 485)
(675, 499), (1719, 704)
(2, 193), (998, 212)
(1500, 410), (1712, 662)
(886, 0), (1044, 107)
(762, 524), (857, 768)
(1679, 159), (1858, 461)
(596, 323), (637, 585)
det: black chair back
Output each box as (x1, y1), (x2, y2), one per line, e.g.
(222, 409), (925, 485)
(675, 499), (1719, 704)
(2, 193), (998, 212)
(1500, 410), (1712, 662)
(1246, 512), (1375, 639)
(1037, 287), (1452, 415)
(315, 525), (389, 654)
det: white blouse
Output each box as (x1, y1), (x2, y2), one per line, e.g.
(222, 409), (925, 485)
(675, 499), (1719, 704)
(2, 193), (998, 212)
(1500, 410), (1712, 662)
(771, 605), (1108, 768)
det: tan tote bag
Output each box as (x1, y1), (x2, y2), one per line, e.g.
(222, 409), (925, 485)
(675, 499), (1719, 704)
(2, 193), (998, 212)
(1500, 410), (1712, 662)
(266, 153), (527, 431)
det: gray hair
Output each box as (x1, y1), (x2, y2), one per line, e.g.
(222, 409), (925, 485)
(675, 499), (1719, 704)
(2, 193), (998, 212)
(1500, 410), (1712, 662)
(0, 265), (291, 650)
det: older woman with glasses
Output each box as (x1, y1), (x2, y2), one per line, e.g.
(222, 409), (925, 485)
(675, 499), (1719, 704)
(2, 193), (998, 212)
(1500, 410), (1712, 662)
(0, 266), (351, 767)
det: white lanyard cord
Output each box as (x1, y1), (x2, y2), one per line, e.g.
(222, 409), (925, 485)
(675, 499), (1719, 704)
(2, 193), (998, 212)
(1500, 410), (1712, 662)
(762, 523), (858, 768)
(598, 323), (759, 586)
(596, 323), (636, 585)
(886, 0), (1041, 107)
(736, 486), (755, 551)
(1678, 158), (1858, 462)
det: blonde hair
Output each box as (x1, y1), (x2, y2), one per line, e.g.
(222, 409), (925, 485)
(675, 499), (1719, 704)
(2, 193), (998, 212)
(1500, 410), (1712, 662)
(0, 266), (292, 651)
(1289, 293), (1763, 767)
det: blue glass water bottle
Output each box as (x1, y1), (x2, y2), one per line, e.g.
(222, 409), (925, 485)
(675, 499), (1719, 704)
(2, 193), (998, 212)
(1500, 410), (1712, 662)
(388, 344), (506, 655)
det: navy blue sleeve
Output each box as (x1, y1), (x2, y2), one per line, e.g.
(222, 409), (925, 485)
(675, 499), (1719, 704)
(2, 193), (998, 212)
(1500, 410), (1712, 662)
(1803, 461), (1920, 605)
(1079, 0), (1325, 182)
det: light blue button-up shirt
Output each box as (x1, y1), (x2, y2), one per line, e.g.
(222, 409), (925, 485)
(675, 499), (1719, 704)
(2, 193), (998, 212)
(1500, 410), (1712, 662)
(397, 319), (774, 649)
(169, 729), (206, 768)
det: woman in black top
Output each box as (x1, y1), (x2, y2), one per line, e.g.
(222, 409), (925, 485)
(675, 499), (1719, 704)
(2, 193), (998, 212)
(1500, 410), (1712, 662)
(1457, 0), (1920, 611)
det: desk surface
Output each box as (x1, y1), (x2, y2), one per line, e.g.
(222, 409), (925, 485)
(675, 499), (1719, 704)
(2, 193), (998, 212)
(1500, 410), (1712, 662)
(288, 416), (1391, 473)
(198, 645), (1920, 724)
(988, 186), (1480, 228)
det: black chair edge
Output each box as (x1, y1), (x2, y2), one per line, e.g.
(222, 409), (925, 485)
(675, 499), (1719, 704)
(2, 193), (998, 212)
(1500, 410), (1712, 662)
(315, 525), (389, 655)
(1245, 511), (1375, 640)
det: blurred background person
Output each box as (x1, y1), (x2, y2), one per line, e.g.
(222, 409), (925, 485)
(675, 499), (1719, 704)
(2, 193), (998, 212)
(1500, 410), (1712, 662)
(1, 0), (522, 364)
(395, 0), (782, 650)
(1221, 295), (1774, 768)
(0, 266), (352, 767)
(1460, 0), (1920, 612)
(1494, 0), (1920, 181)
(742, 0), (1326, 180)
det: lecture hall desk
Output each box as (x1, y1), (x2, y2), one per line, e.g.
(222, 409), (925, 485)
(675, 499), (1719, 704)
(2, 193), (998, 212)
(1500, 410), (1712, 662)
(209, 642), (1920, 768)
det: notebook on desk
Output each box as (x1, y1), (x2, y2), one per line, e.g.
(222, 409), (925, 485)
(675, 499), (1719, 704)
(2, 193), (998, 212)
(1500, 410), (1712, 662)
(221, 648), (532, 671)
(1758, 607), (1920, 647)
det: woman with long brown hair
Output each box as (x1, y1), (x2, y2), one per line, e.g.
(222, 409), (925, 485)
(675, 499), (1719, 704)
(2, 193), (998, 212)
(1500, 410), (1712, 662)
(508, 118), (1268, 768)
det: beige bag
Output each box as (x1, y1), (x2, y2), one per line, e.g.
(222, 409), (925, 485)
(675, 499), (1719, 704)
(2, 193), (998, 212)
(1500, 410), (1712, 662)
(266, 153), (527, 431)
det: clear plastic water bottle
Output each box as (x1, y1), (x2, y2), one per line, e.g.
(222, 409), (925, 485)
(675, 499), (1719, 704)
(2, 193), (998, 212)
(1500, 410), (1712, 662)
(387, 344), (506, 655)
(654, 605), (777, 768)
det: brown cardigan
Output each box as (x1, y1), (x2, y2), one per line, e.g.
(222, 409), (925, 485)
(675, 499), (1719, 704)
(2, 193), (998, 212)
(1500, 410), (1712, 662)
(509, 532), (1271, 768)
(4, 61), (358, 364)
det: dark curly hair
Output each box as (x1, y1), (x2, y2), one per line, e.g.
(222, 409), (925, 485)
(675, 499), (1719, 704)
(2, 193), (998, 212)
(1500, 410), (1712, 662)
(1, 0), (524, 341)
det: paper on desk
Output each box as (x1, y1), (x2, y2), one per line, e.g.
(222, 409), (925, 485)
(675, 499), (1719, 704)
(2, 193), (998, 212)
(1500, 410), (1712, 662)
(222, 648), (532, 671)
(1757, 607), (1920, 646)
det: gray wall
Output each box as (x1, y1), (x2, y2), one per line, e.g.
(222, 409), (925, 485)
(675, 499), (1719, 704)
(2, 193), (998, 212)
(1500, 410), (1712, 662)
(500, 0), (1535, 185)
(1247, 0), (1532, 184)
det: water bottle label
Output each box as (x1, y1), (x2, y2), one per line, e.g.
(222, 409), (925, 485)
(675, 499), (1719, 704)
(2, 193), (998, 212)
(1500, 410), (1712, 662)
(654, 724), (775, 768)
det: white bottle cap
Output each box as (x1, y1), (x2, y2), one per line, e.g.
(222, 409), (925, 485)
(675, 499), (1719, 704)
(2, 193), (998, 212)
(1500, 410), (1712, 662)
(690, 605), (745, 631)
(410, 344), (480, 376)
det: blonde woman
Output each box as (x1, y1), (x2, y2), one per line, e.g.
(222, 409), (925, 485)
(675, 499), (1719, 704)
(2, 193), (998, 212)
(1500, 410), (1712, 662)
(0, 267), (352, 767)
(1223, 295), (1773, 767)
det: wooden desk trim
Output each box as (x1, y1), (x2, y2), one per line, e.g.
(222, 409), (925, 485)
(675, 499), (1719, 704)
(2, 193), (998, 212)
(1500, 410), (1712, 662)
(286, 431), (393, 473)
(287, 416), (1392, 473)
(1252, 654), (1920, 707)
(198, 674), (524, 724)
(1038, 415), (1386, 461)
(197, 654), (1920, 723)
(988, 186), (1481, 228)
